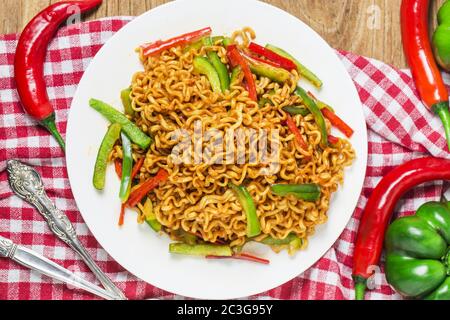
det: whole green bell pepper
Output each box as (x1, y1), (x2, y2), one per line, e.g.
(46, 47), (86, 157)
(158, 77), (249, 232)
(433, 0), (450, 71)
(385, 201), (450, 300)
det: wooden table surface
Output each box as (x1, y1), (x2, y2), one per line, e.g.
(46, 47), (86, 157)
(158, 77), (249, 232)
(0, 0), (446, 68)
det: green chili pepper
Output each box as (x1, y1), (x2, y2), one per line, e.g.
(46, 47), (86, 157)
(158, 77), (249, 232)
(230, 66), (242, 85)
(385, 201), (450, 299)
(193, 56), (222, 93)
(294, 87), (328, 148)
(120, 87), (134, 117)
(119, 133), (133, 203)
(92, 123), (122, 190)
(283, 106), (310, 116)
(89, 99), (152, 150)
(432, 0), (450, 71)
(271, 184), (321, 202)
(249, 63), (290, 83)
(203, 37), (230, 91)
(266, 44), (323, 88)
(169, 243), (233, 257)
(230, 184), (261, 238)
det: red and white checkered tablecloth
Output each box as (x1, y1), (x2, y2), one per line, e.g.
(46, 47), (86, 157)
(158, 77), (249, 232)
(1, 17), (449, 300)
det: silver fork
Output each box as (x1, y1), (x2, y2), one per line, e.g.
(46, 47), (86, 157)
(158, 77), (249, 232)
(6, 160), (126, 300)
(0, 235), (122, 300)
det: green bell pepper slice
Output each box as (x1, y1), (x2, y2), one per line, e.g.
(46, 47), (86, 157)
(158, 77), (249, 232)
(182, 37), (205, 53)
(258, 97), (272, 109)
(173, 229), (198, 245)
(92, 123), (121, 190)
(249, 63), (291, 83)
(433, 0), (450, 71)
(258, 89), (276, 108)
(119, 133), (133, 203)
(89, 99), (152, 150)
(203, 37), (230, 91)
(260, 233), (303, 255)
(193, 56), (222, 93)
(385, 201), (450, 299)
(211, 36), (225, 44)
(169, 243), (233, 257)
(271, 184), (321, 202)
(294, 87), (328, 148)
(120, 87), (134, 117)
(230, 66), (242, 85)
(265, 44), (323, 88)
(283, 106), (310, 117)
(230, 184), (261, 238)
(142, 198), (162, 232)
(222, 37), (233, 47)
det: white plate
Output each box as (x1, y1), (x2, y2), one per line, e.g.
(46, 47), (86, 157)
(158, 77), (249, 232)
(66, 0), (367, 299)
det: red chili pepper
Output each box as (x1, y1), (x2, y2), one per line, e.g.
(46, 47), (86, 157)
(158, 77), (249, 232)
(141, 27), (212, 57)
(286, 114), (308, 150)
(401, 0), (450, 150)
(14, 0), (102, 152)
(227, 45), (258, 101)
(352, 157), (450, 300)
(127, 168), (169, 208)
(321, 108), (354, 138)
(248, 42), (297, 71)
(206, 253), (270, 265)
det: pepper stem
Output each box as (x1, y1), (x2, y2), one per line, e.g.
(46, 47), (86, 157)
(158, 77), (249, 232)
(433, 102), (450, 151)
(354, 277), (367, 300)
(41, 114), (66, 152)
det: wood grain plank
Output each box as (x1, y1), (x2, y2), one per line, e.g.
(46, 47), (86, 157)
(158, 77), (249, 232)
(0, 0), (447, 68)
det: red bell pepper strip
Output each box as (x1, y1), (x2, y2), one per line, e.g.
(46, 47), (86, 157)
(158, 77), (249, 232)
(115, 157), (143, 181)
(141, 27), (212, 57)
(321, 108), (354, 138)
(401, 0), (450, 150)
(227, 45), (258, 101)
(114, 159), (122, 179)
(206, 253), (270, 265)
(245, 51), (286, 69)
(127, 168), (169, 208)
(353, 157), (450, 299)
(14, 0), (103, 152)
(328, 135), (340, 145)
(248, 42), (297, 71)
(286, 114), (308, 150)
(118, 204), (126, 227)
(131, 158), (145, 180)
(116, 157), (145, 226)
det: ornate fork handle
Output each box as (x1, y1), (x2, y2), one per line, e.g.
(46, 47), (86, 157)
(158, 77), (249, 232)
(7, 160), (125, 300)
(0, 236), (17, 258)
